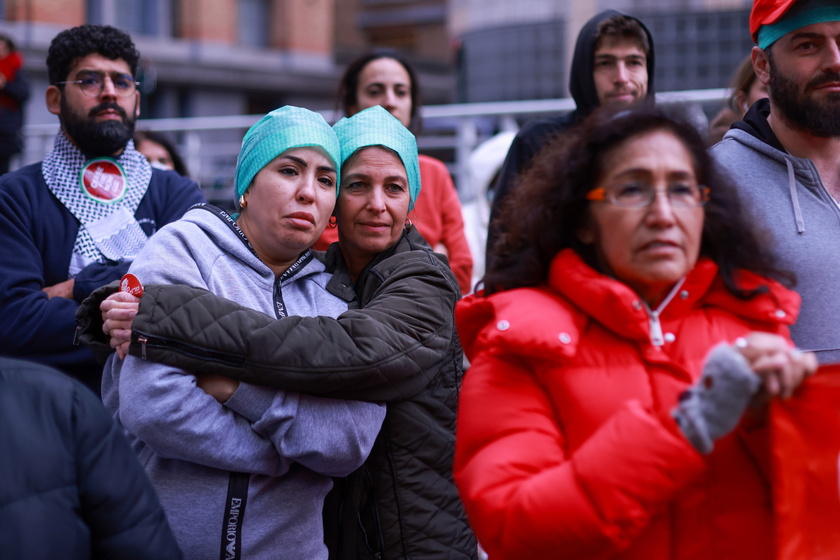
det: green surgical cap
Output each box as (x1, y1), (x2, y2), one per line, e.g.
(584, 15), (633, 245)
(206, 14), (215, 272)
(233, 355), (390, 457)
(234, 106), (341, 205)
(758, 1), (840, 49)
(333, 105), (422, 210)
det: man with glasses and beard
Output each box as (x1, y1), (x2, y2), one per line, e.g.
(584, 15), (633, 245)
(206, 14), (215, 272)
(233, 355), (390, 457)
(0, 25), (204, 393)
(711, 0), (840, 364)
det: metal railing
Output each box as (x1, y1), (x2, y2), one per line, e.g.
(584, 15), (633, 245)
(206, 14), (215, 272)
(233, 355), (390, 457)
(20, 88), (728, 205)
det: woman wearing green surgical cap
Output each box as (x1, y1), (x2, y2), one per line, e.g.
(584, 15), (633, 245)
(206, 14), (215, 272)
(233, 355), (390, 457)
(91, 105), (385, 560)
(86, 105), (478, 559)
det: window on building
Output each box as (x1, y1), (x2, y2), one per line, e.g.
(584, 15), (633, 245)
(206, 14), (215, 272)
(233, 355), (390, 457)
(239, 0), (270, 47)
(87, 0), (174, 37)
(368, 25), (418, 52)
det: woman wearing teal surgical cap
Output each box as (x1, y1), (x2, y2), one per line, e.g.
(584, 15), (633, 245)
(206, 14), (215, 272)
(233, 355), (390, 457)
(91, 105), (385, 560)
(315, 49), (475, 296)
(88, 105), (478, 559)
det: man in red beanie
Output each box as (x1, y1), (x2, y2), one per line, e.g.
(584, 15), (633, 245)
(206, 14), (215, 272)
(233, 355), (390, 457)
(710, 0), (840, 365)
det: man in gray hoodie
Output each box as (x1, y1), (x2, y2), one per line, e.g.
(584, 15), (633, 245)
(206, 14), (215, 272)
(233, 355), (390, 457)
(710, 0), (840, 363)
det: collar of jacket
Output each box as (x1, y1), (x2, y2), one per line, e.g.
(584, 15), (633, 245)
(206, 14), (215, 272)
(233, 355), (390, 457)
(323, 227), (432, 304)
(731, 98), (787, 153)
(550, 248), (797, 340)
(456, 248), (799, 360)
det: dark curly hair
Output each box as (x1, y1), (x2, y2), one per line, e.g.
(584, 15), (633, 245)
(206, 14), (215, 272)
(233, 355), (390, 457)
(483, 106), (794, 296)
(337, 49), (422, 133)
(47, 24), (139, 85)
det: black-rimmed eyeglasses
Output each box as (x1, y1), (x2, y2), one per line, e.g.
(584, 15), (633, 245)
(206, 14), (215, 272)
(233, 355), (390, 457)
(54, 70), (140, 98)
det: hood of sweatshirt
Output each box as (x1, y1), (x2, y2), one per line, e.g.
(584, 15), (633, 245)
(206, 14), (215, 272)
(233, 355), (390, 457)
(722, 98), (831, 234)
(568, 9), (656, 118)
(731, 97), (787, 152)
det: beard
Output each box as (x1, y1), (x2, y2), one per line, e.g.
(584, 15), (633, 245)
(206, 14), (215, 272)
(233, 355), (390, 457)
(60, 96), (136, 157)
(769, 56), (840, 137)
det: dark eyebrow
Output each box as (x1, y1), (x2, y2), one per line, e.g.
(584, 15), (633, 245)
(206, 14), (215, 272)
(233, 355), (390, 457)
(75, 69), (132, 77)
(612, 168), (694, 180)
(283, 155), (336, 175)
(594, 54), (646, 61)
(365, 81), (408, 89)
(342, 172), (407, 183)
(786, 30), (832, 43)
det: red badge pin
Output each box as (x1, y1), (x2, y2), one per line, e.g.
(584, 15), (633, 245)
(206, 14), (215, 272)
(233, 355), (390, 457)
(120, 273), (144, 297)
(81, 158), (127, 203)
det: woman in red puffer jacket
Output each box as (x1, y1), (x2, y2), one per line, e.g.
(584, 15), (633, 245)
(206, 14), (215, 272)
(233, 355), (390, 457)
(454, 107), (817, 560)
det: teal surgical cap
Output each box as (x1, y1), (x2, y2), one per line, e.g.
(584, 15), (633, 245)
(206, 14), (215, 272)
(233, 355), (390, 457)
(333, 105), (422, 210)
(234, 106), (341, 205)
(757, 0), (840, 50)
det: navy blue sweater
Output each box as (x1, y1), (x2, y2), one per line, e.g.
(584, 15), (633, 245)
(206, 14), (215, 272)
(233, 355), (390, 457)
(0, 161), (203, 391)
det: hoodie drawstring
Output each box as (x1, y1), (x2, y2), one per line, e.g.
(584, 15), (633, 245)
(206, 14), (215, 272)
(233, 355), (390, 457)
(786, 158), (805, 234)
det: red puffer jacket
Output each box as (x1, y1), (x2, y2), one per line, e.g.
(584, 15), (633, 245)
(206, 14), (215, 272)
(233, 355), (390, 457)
(454, 249), (800, 560)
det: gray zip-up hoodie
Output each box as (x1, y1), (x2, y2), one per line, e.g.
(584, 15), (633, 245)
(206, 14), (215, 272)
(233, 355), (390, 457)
(710, 98), (840, 363)
(101, 204), (385, 560)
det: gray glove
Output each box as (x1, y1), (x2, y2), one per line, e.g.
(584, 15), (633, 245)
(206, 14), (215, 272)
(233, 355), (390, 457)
(672, 343), (761, 454)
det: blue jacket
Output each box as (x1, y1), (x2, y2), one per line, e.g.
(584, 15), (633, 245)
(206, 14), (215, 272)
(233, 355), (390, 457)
(0, 161), (204, 391)
(0, 356), (182, 559)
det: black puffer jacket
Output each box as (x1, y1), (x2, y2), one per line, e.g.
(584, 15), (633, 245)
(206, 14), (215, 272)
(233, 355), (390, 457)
(76, 227), (478, 559)
(0, 356), (182, 560)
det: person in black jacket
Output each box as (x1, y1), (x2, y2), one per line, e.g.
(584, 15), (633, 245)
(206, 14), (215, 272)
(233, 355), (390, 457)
(485, 10), (655, 272)
(0, 356), (182, 559)
(0, 33), (30, 175)
(80, 105), (478, 559)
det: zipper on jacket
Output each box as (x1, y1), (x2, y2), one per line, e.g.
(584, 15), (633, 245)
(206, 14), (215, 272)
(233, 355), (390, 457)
(133, 330), (247, 366)
(648, 312), (665, 346)
(138, 335), (148, 360)
(644, 278), (685, 347)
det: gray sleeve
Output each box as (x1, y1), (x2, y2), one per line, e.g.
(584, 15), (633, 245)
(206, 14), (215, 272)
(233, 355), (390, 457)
(118, 355), (291, 475)
(225, 383), (385, 477)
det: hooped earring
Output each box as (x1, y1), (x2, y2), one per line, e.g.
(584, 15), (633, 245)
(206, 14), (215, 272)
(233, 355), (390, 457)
(328, 215), (337, 229)
(404, 216), (413, 231)
(239, 195), (247, 209)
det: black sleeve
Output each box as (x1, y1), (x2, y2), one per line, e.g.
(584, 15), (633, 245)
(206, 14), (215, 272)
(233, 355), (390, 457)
(2, 68), (30, 104)
(73, 381), (183, 559)
(75, 280), (121, 364)
(485, 119), (559, 265)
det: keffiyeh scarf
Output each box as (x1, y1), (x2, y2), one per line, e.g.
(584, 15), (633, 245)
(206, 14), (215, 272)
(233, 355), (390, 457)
(43, 132), (152, 277)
